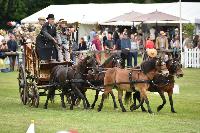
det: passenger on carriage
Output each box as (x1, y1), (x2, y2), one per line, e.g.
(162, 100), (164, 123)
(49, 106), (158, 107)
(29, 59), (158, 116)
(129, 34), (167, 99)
(36, 14), (59, 63)
(57, 19), (71, 62)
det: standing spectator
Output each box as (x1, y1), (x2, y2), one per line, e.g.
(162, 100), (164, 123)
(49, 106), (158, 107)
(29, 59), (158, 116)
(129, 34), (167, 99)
(102, 32), (107, 49)
(89, 29), (96, 42)
(121, 33), (131, 68)
(78, 37), (87, 51)
(114, 33), (123, 50)
(78, 37), (87, 61)
(0, 30), (5, 45)
(92, 34), (102, 64)
(193, 35), (199, 48)
(104, 33), (115, 50)
(145, 36), (155, 49)
(183, 33), (192, 49)
(172, 36), (180, 58)
(123, 28), (128, 35)
(0, 40), (8, 51)
(104, 33), (115, 58)
(7, 34), (18, 71)
(130, 34), (139, 67)
(113, 27), (119, 44)
(155, 31), (168, 50)
(156, 31), (168, 59)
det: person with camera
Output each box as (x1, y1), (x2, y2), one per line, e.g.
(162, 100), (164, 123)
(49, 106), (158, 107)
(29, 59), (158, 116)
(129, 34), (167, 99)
(57, 19), (71, 62)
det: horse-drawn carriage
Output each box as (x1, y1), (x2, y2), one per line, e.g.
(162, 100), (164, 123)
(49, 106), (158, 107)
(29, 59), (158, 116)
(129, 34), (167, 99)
(17, 42), (73, 107)
(17, 46), (183, 113)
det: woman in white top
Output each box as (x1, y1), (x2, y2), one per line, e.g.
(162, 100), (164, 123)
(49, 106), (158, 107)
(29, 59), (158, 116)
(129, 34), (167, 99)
(130, 34), (139, 67)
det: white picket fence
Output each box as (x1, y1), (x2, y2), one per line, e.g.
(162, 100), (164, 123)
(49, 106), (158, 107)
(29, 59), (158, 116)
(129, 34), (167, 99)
(184, 48), (200, 68)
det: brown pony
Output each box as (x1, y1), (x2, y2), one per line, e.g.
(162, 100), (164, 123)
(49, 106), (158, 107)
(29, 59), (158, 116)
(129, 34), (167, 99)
(132, 57), (183, 113)
(88, 53), (122, 109)
(98, 58), (169, 113)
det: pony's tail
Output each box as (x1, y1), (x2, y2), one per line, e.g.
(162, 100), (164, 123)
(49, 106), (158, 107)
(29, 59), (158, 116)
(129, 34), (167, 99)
(124, 92), (132, 105)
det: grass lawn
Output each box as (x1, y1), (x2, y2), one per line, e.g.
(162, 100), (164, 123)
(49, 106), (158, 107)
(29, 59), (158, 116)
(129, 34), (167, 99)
(0, 68), (200, 133)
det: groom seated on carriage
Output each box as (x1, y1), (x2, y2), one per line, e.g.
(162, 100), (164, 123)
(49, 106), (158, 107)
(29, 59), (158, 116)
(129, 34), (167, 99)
(36, 14), (59, 63)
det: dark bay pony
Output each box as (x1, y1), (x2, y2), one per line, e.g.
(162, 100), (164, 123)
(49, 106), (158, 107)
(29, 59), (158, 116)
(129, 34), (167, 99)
(44, 55), (98, 110)
(98, 58), (169, 113)
(88, 53), (122, 109)
(132, 57), (183, 113)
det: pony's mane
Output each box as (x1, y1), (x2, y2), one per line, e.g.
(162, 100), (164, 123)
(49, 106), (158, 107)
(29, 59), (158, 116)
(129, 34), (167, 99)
(76, 56), (90, 72)
(101, 54), (118, 67)
(141, 59), (156, 74)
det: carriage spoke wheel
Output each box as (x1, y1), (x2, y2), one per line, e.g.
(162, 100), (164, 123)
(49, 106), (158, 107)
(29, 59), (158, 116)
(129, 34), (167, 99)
(18, 65), (28, 105)
(28, 82), (39, 108)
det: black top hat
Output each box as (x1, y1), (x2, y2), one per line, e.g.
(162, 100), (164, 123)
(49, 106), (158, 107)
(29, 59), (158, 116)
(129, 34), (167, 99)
(46, 14), (55, 20)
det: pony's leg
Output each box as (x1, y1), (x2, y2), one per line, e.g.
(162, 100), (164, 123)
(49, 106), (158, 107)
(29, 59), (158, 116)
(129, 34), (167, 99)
(118, 90), (126, 112)
(74, 87), (87, 109)
(91, 90), (100, 109)
(97, 93), (106, 112)
(157, 91), (166, 112)
(60, 90), (66, 108)
(130, 97), (144, 111)
(168, 91), (176, 113)
(110, 91), (118, 109)
(44, 89), (53, 109)
(131, 91), (146, 112)
(142, 89), (153, 114)
(70, 93), (76, 110)
(83, 91), (90, 108)
(50, 90), (55, 103)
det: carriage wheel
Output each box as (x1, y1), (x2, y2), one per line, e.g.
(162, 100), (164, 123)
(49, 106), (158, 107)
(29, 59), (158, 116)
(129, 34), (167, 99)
(18, 65), (28, 105)
(28, 82), (40, 108)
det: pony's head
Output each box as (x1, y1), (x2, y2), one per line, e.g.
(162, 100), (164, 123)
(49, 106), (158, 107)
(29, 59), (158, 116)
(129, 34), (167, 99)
(77, 54), (99, 74)
(101, 53), (122, 68)
(166, 58), (183, 78)
(141, 57), (169, 76)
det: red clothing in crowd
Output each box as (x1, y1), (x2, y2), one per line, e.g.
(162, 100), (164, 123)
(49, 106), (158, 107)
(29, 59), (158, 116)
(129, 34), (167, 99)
(92, 39), (102, 51)
(146, 40), (155, 49)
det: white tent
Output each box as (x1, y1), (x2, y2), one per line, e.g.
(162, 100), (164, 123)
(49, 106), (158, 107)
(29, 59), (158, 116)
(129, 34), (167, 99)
(21, 2), (200, 41)
(21, 2), (200, 24)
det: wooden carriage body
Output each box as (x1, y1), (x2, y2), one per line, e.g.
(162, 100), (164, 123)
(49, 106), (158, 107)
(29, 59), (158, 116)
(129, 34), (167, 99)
(18, 43), (72, 107)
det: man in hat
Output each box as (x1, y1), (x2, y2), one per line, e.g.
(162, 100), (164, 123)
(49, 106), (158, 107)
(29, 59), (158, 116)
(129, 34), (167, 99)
(36, 14), (58, 62)
(57, 19), (70, 62)
(155, 31), (168, 50)
(155, 31), (169, 60)
(35, 17), (46, 36)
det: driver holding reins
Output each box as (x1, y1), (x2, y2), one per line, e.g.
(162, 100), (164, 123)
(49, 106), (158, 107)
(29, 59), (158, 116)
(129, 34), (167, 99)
(36, 14), (60, 62)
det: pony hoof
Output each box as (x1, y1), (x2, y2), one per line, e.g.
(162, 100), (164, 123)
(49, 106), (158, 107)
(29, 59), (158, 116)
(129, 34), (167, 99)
(148, 110), (153, 114)
(157, 105), (163, 112)
(171, 110), (177, 113)
(97, 105), (102, 112)
(142, 109), (147, 112)
(122, 109), (127, 112)
(90, 104), (95, 109)
(62, 105), (66, 108)
(97, 108), (102, 112)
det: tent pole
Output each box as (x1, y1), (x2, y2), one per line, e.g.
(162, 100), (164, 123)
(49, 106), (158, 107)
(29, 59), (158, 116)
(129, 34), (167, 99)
(179, 0), (183, 64)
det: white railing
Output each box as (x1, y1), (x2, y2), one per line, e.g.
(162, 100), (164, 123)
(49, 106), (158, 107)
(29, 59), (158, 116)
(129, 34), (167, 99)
(184, 48), (200, 68)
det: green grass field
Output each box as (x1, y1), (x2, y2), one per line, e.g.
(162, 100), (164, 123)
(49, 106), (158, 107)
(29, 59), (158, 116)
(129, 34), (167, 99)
(0, 69), (200, 133)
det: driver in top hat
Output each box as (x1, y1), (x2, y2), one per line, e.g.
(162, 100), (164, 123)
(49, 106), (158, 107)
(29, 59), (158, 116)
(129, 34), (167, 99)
(36, 14), (59, 62)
